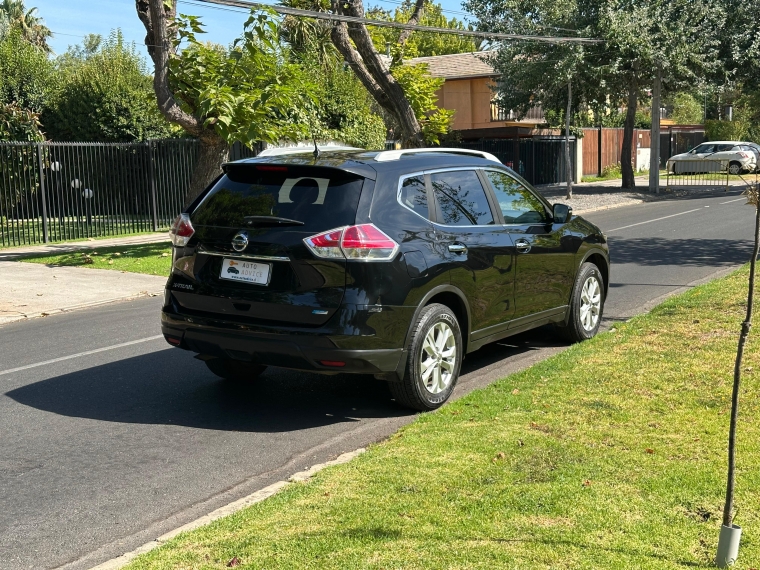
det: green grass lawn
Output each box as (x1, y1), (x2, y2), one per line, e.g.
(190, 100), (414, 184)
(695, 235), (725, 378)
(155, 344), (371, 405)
(19, 243), (173, 276)
(125, 266), (760, 569)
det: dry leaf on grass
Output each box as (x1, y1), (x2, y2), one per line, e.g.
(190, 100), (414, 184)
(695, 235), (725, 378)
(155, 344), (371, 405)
(226, 556), (241, 567)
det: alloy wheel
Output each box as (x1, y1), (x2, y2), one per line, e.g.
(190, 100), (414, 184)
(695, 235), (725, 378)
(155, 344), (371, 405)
(579, 275), (602, 331)
(420, 321), (457, 394)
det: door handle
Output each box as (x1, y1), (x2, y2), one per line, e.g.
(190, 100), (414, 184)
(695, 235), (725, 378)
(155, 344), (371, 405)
(448, 243), (467, 254)
(515, 239), (531, 254)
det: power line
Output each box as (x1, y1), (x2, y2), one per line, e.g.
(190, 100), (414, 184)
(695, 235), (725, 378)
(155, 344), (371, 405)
(190, 0), (603, 44)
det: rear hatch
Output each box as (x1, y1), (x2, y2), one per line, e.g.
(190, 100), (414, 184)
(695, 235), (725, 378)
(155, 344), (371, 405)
(178, 163), (366, 326)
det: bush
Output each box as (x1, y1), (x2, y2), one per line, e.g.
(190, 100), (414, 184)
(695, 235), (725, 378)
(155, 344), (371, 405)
(0, 101), (44, 141)
(42, 31), (172, 142)
(0, 29), (54, 113)
(601, 162), (622, 178)
(705, 119), (749, 142)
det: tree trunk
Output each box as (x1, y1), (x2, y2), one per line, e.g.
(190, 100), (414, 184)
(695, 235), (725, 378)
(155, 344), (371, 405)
(137, 0), (226, 202)
(722, 195), (760, 528)
(621, 80), (638, 189)
(330, 0), (423, 148)
(185, 135), (229, 208)
(565, 81), (573, 200)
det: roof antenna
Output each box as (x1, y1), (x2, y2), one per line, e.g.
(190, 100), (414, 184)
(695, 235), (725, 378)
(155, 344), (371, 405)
(313, 135), (321, 161)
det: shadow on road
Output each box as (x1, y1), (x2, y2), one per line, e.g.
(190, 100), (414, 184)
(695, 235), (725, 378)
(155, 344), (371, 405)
(607, 237), (755, 267)
(6, 331), (560, 432)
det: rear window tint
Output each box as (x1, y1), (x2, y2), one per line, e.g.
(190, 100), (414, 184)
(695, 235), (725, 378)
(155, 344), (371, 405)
(431, 170), (494, 226)
(192, 166), (364, 231)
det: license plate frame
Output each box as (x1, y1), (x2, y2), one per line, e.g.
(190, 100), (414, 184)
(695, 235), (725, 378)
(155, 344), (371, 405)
(219, 258), (272, 286)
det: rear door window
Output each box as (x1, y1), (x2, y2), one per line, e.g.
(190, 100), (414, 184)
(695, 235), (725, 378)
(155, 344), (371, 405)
(399, 175), (429, 219)
(192, 166), (364, 231)
(430, 170), (494, 226)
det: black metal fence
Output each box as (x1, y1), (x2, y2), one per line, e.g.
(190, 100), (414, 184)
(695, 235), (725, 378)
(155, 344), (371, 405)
(0, 139), (257, 248)
(446, 137), (576, 186)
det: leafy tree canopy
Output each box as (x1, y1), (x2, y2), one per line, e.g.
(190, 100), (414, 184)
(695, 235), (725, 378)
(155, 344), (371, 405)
(167, 11), (314, 148)
(42, 31), (173, 142)
(0, 0), (51, 52)
(390, 62), (453, 144)
(0, 27), (53, 113)
(367, 1), (479, 58)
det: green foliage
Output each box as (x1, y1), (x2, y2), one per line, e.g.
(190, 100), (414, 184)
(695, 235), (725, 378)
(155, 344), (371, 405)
(390, 62), (453, 144)
(0, 0), (51, 52)
(168, 11), (312, 148)
(705, 119), (749, 142)
(736, 89), (760, 142)
(669, 93), (703, 125)
(42, 31), (172, 142)
(601, 162), (622, 178)
(299, 63), (386, 149)
(467, 0), (723, 127)
(0, 101), (44, 141)
(0, 28), (54, 113)
(368, 1), (478, 58)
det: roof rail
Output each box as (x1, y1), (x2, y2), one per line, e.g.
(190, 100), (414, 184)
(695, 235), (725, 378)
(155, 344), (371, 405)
(257, 145), (363, 157)
(374, 148), (501, 163)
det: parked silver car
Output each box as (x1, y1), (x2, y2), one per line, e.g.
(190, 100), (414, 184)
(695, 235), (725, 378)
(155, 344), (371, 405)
(668, 141), (758, 175)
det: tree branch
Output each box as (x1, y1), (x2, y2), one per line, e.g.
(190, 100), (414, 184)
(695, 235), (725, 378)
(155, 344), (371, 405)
(398, 0), (424, 46)
(337, 0), (423, 146)
(330, 23), (396, 116)
(135, 0), (203, 136)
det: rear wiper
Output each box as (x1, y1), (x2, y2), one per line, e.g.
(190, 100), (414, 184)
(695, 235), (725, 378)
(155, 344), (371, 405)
(243, 216), (304, 227)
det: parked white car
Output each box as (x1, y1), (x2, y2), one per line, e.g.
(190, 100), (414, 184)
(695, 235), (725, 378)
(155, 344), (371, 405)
(668, 141), (758, 175)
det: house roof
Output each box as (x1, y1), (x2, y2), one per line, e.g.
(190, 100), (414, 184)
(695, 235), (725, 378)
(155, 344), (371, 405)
(407, 52), (496, 80)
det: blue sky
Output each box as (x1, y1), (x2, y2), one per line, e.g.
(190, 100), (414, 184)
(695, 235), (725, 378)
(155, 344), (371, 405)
(32, 0), (473, 58)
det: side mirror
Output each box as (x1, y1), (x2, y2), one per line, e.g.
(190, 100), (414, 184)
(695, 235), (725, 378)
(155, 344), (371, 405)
(553, 203), (572, 224)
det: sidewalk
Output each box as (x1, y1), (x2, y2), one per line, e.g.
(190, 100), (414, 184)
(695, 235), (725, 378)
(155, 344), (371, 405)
(0, 232), (170, 261)
(0, 233), (171, 325)
(0, 261), (166, 325)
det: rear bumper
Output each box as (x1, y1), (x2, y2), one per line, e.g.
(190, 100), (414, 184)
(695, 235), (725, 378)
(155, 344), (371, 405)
(161, 308), (407, 376)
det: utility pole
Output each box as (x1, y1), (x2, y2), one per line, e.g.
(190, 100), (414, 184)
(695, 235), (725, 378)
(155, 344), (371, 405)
(649, 68), (661, 194)
(565, 81), (573, 199)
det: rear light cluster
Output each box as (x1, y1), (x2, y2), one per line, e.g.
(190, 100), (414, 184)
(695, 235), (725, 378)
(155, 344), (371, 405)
(170, 213), (195, 246)
(738, 152), (751, 159)
(304, 224), (399, 261)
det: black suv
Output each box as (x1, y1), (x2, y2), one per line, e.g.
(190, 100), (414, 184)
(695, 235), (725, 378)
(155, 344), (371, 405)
(163, 148), (609, 411)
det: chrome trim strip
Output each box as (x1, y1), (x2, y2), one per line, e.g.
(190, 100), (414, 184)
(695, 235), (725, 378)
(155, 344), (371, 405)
(197, 246), (290, 262)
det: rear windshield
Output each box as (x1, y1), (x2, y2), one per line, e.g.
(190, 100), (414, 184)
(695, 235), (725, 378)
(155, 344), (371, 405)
(192, 166), (364, 231)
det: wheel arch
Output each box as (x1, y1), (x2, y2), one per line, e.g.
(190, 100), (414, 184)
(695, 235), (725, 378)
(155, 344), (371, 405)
(580, 249), (610, 297)
(404, 285), (472, 354)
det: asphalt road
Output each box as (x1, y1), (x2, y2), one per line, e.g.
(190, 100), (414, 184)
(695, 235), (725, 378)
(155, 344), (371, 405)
(0, 189), (756, 570)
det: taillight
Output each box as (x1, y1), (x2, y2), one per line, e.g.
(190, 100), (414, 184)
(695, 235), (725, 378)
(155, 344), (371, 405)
(170, 213), (195, 246)
(303, 224), (399, 262)
(341, 224), (398, 260)
(738, 152), (750, 159)
(304, 227), (346, 259)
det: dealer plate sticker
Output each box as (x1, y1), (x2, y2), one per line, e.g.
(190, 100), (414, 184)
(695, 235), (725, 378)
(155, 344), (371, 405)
(219, 258), (271, 285)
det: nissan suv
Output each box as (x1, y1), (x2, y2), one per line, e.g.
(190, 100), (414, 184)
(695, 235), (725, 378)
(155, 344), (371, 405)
(162, 148), (609, 411)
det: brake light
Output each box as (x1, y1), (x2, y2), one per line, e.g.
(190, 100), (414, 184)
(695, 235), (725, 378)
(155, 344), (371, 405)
(256, 165), (288, 172)
(738, 152), (750, 159)
(170, 213), (195, 246)
(304, 224), (399, 261)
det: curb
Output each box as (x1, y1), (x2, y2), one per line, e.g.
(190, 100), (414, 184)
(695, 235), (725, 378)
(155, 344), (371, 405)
(0, 291), (164, 326)
(88, 448), (366, 570)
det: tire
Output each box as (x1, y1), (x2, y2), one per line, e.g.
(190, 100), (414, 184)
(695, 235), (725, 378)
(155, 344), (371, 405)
(728, 161), (743, 175)
(390, 303), (463, 411)
(205, 358), (266, 382)
(555, 262), (605, 343)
